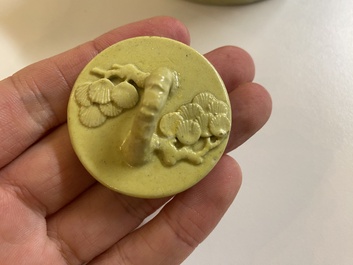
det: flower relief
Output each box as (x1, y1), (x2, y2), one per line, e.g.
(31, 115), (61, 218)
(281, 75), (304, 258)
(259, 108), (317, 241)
(74, 64), (150, 128)
(73, 63), (231, 167)
(155, 92), (231, 166)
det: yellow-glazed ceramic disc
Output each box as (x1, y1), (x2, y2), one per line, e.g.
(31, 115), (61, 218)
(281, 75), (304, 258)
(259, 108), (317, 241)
(67, 36), (231, 198)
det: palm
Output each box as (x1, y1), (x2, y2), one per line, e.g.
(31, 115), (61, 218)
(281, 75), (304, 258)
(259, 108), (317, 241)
(0, 17), (271, 265)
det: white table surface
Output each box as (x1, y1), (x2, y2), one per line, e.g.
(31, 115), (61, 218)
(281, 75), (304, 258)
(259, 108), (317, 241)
(1, 0), (352, 264)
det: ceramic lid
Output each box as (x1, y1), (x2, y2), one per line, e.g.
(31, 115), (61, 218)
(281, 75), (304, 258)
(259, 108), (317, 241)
(67, 36), (231, 198)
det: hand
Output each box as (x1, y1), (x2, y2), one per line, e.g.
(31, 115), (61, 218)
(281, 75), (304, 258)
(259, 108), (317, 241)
(0, 17), (271, 264)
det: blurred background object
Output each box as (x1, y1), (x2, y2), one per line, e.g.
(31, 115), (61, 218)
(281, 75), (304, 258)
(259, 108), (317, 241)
(189, 0), (264, 5)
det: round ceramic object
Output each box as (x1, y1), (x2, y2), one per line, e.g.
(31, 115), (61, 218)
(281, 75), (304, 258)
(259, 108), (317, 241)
(67, 36), (231, 198)
(189, 0), (264, 5)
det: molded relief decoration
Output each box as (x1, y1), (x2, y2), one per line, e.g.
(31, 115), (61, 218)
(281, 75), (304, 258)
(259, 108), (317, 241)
(155, 92), (231, 166)
(74, 64), (150, 128)
(74, 64), (230, 167)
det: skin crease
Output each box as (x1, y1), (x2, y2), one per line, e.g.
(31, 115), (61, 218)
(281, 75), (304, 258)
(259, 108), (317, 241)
(0, 16), (271, 265)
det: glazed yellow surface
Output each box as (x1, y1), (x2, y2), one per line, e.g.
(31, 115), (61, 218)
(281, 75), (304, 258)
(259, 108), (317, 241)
(67, 37), (230, 198)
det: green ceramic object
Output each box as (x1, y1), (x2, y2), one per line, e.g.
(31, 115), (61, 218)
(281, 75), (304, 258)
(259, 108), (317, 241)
(67, 36), (231, 198)
(190, 0), (264, 5)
